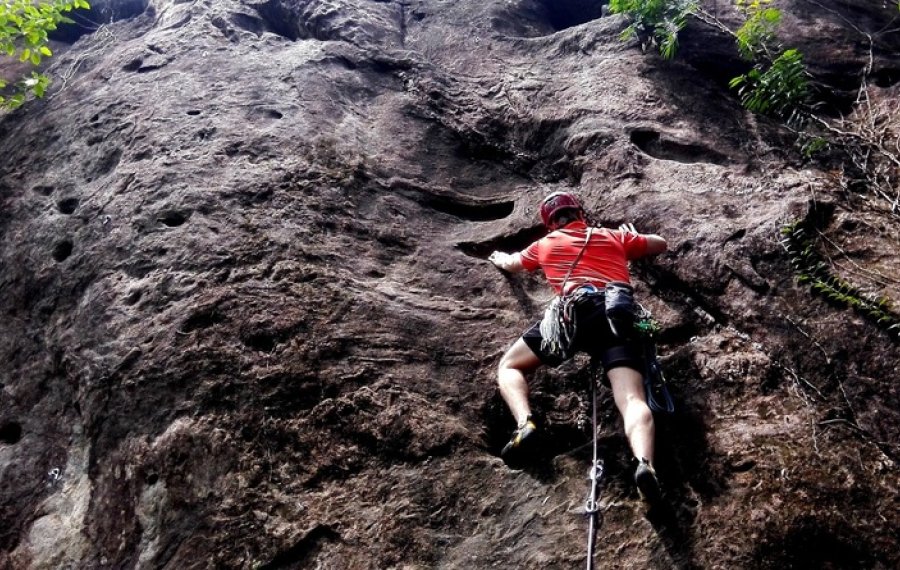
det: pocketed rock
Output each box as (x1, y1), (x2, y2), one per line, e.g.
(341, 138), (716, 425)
(0, 1), (898, 568)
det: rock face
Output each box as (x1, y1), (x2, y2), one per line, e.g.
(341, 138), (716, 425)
(1, 0), (898, 568)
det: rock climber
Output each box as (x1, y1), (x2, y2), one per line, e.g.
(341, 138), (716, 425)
(488, 191), (668, 501)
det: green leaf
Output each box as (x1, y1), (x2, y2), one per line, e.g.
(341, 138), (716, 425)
(729, 75), (746, 89)
(39, 46), (51, 56)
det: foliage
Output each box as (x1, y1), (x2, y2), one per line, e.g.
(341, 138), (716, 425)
(798, 133), (828, 158)
(608, 0), (697, 60)
(728, 1), (810, 121)
(611, 1), (810, 120)
(0, 0), (89, 109)
(780, 220), (899, 341)
(729, 48), (808, 120)
(733, 0), (781, 59)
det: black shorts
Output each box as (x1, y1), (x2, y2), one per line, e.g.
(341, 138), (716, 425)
(522, 293), (642, 371)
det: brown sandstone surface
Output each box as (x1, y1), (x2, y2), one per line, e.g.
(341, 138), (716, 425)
(0, 1), (898, 568)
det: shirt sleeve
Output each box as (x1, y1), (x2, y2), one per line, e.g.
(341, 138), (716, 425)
(615, 230), (648, 260)
(519, 239), (541, 272)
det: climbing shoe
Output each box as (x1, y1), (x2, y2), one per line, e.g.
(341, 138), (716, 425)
(634, 458), (662, 503)
(501, 417), (537, 460)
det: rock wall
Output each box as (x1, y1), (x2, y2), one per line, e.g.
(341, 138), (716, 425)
(1, 1), (898, 568)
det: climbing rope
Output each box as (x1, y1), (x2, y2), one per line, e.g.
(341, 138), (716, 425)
(584, 361), (604, 570)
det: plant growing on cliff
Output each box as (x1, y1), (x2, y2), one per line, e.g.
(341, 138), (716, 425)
(729, 48), (808, 120)
(733, 0), (781, 59)
(781, 220), (900, 341)
(0, 0), (89, 109)
(611, 0), (810, 120)
(608, 0), (697, 59)
(725, 0), (810, 122)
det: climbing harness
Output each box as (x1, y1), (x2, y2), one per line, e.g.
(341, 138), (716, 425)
(584, 361), (604, 570)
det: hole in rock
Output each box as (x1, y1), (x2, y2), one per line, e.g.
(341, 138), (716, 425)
(145, 473), (159, 485)
(95, 149), (122, 177)
(421, 195), (515, 222)
(456, 139), (513, 163)
(230, 12), (268, 36)
(181, 309), (223, 332)
(840, 219), (858, 232)
(630, 129), (660, 148)
(629, 128), (729, 165)
(186, 110), (201, 116)
(724, 228), (746, 243)
(258, 525), (341, 570)
(122, 58), (143, 72)
(457, 225), (545, 259)
(243, 332), (277, 353)
(33, 185), (55, 196)
(52, 240), (73, 262)
(872, 67), (900, 88)
(158, 211), (188, 227)
(537, 0), (606, 31)
(254, 0), (303, 41)
(0, 422), (22, 444)
(259, 376), (323, 414)
(123, 289), (142, 306)
(56, 197), (79, 214)
(196, 128), (215, 141)
(50, 0), (150, 43)
(730, 458), (756, 473)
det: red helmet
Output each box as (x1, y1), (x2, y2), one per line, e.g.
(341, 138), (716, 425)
(539, 191), (583, 228)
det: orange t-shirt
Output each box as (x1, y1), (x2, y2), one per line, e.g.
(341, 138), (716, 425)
(519, 221), (648, 294)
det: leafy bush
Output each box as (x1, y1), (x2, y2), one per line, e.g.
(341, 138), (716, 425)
(0, 0), (90, 109)
(734, 0), (781, 59)
(729, 48), (809, 120)
(608, 0), (697, 60)
(611, 1), (810, 120)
